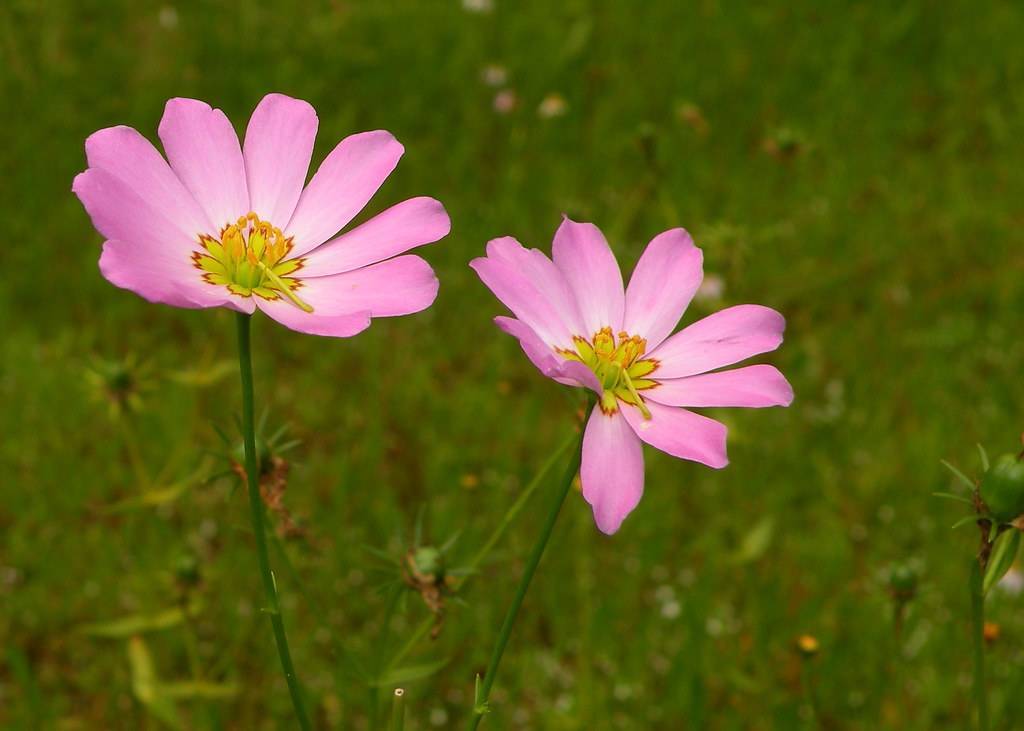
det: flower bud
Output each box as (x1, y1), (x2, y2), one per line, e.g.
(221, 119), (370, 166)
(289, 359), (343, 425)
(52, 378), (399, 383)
(85, 354), (154, 419)
(888, 562), (918, 601)
(980, 454), (1024, 524)
(411, 546), (444, 579)
(232, 436), (274, 476)
(174, 551), (201, 588)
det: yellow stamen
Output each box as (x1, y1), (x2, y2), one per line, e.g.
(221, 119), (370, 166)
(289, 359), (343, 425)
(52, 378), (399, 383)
(621, 368), (652, 419)
(569, 328), (658, 417)
(255, 260), (313, 313)
(192, 211), (309, 311)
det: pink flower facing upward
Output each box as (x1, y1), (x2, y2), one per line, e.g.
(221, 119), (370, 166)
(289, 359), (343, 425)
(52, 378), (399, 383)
(472, 218), (793, 534)
(73, 93), (450, 337)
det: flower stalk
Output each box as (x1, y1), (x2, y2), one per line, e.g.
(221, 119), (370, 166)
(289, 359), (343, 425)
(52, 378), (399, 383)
(970, 559), (989, 731)
(390, 688), (406, 731)
(235, 312), (311, 729)
(468, 408), (587, 729)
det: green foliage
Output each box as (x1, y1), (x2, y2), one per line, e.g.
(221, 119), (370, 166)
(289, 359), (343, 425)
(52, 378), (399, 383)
(4, 0), (1024, 728)
(78, 603), (201, 639)
(984, 530), (1021, 597)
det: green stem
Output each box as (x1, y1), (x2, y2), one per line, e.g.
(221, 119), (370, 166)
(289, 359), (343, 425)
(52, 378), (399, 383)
(800, 660), (822, 728)
(117, 417), (150, 489)
(466, 433), (575, 575)
(970, 560), (989, 731)
(468, 421), (585, 729)
(235, 312), (312, 730)
(390, 688), (406, 731)
(381, 433), (576, 678)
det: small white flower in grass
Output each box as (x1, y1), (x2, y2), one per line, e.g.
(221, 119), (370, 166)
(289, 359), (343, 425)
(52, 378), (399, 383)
(538, 93), (568, 118)
(493, 90), (517, 114)
(158, 6), (178, 29)
(462, 0), (494, 12)
(481, 65), (508, 86)
(695, 273), (725, 302)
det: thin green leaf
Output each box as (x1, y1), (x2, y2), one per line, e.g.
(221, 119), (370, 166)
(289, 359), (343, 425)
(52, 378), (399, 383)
(731, 517), (775, 564)
(473, 673), (490, 715)
(370, 658), (450, 688)
(160, 681), (239, 700)
(268, 422), (289, 444)
(212, 422), (232, 446)
(952, 515), (980, 531)
(102, 463), (210, 514)
(940, 460), (975, 490)
(79, 602), (201, 638)
(362, 544), (399, 567)
(977, 444), (990, 472)
(932, 491), (974, 505)
(168, 360), (234, 387)
(128, 637), (181, 730)
(275, 439), (301, 454)
(438, 530), (461, 556)
(101, 481), (192, 513)
(984, 529), (1021, 595)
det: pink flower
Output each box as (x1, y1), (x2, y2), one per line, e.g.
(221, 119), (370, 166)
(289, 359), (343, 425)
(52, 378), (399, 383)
(471, 218), (793, 534)
(73, 93), (450, 337)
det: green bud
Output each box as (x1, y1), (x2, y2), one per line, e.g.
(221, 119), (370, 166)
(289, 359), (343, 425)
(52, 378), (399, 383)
(411, 547), (444, 578)
(85, 354), (153, 418)
(174, 552), (200, 587)
(232, 437), (274, 476)
(888, 563), (918, 599)
(980, 454), (1024, 524)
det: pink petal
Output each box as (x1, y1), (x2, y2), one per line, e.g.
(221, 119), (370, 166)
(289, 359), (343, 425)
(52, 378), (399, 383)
(493, 316), (602, 392)
(621, 400), (728, 469)
(99, 239), (253, 312)
(84, 125), (213, 240)
(551, 217), (624, 337)
(255, 254), (438, 337)
(243, 93), (317, 227)
(298, 197), (450, 277)
(74, 168), (241, 308)
(581, 406), (645, 534)
(646, 365), (794, 408)
(73, 167), (188, 251)
(158, 98), (249, 230)
(648, 304), (786, 379)
(258, 303), (372, 338)
(258, 254), (435, 338)
(286, 131), (405, 256)
(623, 228), (703, 348)
(470, 237), (584, 348)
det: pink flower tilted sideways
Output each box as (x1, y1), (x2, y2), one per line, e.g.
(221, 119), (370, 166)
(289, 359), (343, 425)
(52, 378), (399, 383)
(472, 218), (794, 534)
(73, 93), (450, 337)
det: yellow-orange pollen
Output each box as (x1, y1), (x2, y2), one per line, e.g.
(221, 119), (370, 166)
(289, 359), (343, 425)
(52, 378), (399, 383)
(192, 212), (312, 312)
(561, 327), (658, 417)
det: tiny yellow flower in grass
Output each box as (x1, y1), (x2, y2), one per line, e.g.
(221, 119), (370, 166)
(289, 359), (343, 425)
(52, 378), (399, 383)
(796, 634), (820, 657)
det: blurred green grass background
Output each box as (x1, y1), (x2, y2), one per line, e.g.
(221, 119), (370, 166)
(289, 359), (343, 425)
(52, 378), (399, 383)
(3, 0), (1024, 728)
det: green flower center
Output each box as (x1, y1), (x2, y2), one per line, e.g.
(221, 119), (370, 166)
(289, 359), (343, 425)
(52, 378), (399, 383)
(192, 212), (313, 312)
(562, 327), (658, 416)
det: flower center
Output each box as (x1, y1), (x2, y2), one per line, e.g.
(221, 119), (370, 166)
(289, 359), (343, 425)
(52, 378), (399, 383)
(562, 327), (658, 417)
(192, 212), (312, 312)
